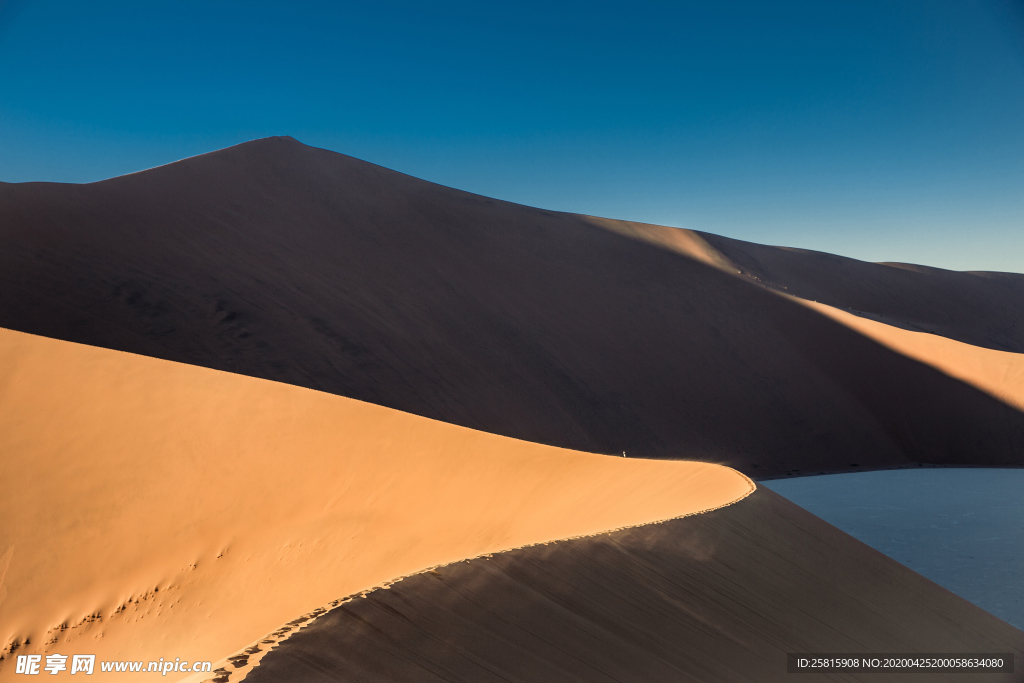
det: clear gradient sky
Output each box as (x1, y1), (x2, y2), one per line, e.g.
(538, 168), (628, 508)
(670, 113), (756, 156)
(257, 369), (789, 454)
(2, 0), (1023, 272)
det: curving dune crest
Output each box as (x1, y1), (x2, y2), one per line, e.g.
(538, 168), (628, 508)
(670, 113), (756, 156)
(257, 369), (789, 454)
(3, 136), (1023, 479)
(241, 487), (1024, 683)
(590, 214), (1024, 411)
(588, 214), (1024, 354)
(796, 300), (1024, 412)
(0, 327), (753, 681)
(2, 138), (1022, 682)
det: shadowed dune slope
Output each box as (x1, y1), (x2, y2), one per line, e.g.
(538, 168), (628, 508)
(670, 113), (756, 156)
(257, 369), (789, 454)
(699, 233), (1024, 353)
(2, 137), (1023, 477)
(594, 217), (1024, 353)
(244, 487), (1024, 683)
(0, 327), (752, 680)
(800, 301), (1024, 412)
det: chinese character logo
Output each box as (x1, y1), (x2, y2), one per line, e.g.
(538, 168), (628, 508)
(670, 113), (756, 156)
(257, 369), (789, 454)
(15, 655), (42, 675)
(44, 655), (68, 676)
(70, 656), (95, 675)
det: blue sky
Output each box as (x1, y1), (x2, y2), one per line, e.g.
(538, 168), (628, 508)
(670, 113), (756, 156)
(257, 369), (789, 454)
(2, 0), (1023, 272)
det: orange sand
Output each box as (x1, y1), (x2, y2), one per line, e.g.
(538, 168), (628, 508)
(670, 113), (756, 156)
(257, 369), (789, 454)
(5, 138), (1021, 479)
(0, 327), (753, 680)
(581, 215), (738, 271)
(585, 215), (1024, 411)
(798, 300), (1024, 411)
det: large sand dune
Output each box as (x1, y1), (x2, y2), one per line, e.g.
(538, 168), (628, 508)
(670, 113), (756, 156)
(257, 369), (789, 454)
(2, 137), (1022, 478)
(0, 327), (752, 680)
(3, 139), (1023, 682)
(242, 487), (1024, 683)
(595, 217), (1024, 353)
(798, 300), (1024, 412)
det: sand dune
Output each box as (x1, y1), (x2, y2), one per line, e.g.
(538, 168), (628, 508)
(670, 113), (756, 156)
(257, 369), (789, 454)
(798, 300), (1024, 412)
(593, 216), (1024, 353)
(1, 137), (1022, 478)
(3, 138), (1023, 683)
(0, 327), (752, 680)
(241, 487), (1024, 683)
(593, 216), (1024, 427)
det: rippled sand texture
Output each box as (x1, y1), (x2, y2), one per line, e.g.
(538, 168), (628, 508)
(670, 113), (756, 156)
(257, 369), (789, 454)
(0, 327), (752, 680)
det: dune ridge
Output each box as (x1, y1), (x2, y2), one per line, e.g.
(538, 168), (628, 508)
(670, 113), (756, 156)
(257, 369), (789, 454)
(182, 475), (756, 683)
(796, 300), (1024, 412)
(590, 215), (1024, 424)
(240, 487), (1024, 683)
(3, 138), (1023, 683)
(589, 215), (1024, 353)
(0, 326), (752, 681)
(2, 136), (1023, 478)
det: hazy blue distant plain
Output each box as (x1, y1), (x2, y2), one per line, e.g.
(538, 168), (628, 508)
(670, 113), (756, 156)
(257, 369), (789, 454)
(764, 469), (1024, 630)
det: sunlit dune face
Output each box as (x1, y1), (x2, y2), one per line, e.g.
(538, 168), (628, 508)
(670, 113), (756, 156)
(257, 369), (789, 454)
(585, 213), (1024, 425)
(0, 327), (753, 681)
(797, 300), (1024, 412)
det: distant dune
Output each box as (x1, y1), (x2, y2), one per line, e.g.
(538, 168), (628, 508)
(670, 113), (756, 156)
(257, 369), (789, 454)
(0, 327), (751, 680)
(595, 216), (1024, 353)
(797, 300), (1024, 412)
(243, 487), (1024, 683)
(1, 136), (1022, 478)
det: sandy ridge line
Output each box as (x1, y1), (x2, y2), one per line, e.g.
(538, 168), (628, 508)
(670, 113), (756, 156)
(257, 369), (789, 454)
(590, 216), (1024, 412)
(185, 472), (757, 683)
(784, 297), (1024, 412)
(0, 327), (753, 677)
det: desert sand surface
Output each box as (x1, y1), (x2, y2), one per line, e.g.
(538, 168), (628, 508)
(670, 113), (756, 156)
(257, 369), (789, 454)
(242, 487), (1024, 683)
(798, 300), (1024, 412)
(0, 326), (753, 680)
(3, 138), (1023, 683)
(592, 216), (1024, 353)
(2, 136), (1023, 478)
